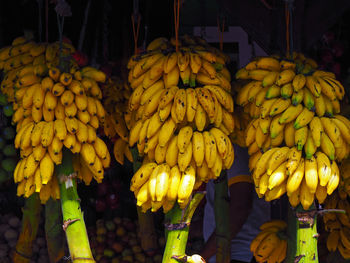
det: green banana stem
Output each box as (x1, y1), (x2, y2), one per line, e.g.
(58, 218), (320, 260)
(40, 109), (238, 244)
(286, 204), (318, 263)
(131, 147), (159, 254)
(12, 193), (42, 263)
(162, 192), (205, 263)
(214, 171), (231, 263)
(45, 198), (65, 262)
(57, 149), (95, 263)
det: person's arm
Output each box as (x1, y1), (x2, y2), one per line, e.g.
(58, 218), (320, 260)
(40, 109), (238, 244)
(200, 182), (254, 262)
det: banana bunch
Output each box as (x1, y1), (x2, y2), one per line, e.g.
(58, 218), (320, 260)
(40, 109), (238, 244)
(129, 125), (234, 213)
(323, 192), (350, 259)
(0, 35), (77, 103)
(125, 35), (236, 213)
(127, 34), (231, 91)
(250, 219), (287, 263)
(251, 145), (340, 210)
(129, 161), (201, 213)
(233, 51), (350, 209)
(100, 76), (133, 165)
(5, 56), (110, 202)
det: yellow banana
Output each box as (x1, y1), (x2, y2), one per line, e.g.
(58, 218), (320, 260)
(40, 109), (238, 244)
(286, 157), (305, 195)
(178, 142), (193, 172)
(305, 75), (322, 97)
(327, 161), (340, 195)
(304, 155), (318, 194)
(177, 164), (196, 204)
(155, 163), (171, 201)
(185, 88), (198, 122)
(165, 135), (179, 167)
(192, 131), (205, 167)
(177, 126), (193, 154)
(167, 165), (181, 201)
(40, 121), (54, 147)
(40, 153), (54, 184)
(130, 162), (157, 192)
(294, 107), (314, 129)
(270, 114), (285, 139)
(321, 132), (335, 161)
(292, 73), (306, 91)
(320, 117), (343, 148)
(267, 147), (290, 175)
(262, 71), (279, 87)
(315, 151), (332, 187)
(295, 126), (308, 151)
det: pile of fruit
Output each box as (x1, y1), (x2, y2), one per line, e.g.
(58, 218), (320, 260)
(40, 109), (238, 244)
(88, 216), (164, 263)
(0, 93), (17, 185)
(0, 212), (53, 263)
(235, 52), (350, 210)
(101, 76), (133, 165)
(0, 36), (110, 203)
(323, 158), (350, 259)
(250, 219), (287, 263)
(125, 35), (235, 212)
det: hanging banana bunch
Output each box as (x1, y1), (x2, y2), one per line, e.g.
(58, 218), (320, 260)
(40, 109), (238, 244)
(125, 34), (235, 213)
(234, 51), (349, 210)
(100, 76), (133, 165)
(323, 189), (350, 260)
(0, 35), (110, 204)
(250, 219), (288, 263)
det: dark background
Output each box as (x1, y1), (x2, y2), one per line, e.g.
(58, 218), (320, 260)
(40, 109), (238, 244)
(1, 0), (350, 70)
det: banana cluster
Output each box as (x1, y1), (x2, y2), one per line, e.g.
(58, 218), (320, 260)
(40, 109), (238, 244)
(0, 35), (77, 103)
(0, 36), (110, 203)
(323, 192), (350, 259)
(129, 161), (202, 213)
(250, 219), (287, 263)
(251, 146), (340, 209)
(126, 35), (236, 212)
(234, 53), (350, 209)
(11, 66), (110, 202)
(129, 125), (234, 213)
(101, 76), (133, 165)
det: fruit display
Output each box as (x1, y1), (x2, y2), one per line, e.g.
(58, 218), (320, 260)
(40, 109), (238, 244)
(0, 92), (17, 185)
(250, 219), (287, 263)
(0, 212), (55, 263)
(125, 35), (235, 213)
(0, 35), (111, 203)
(101, 76), (133, 165)
(235, 52), (350, 210)
(88, 216), (165, 263)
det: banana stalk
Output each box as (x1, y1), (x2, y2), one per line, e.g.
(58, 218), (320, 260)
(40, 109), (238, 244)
(162, 192), (205, 263)
(132, 147), (159, 254)
(57, 148), (95, 262)
(45, 198), (65, 262)
(286, 204), (318, 263)
(13, 193), (42, 263)
(214, 171), (231, 263)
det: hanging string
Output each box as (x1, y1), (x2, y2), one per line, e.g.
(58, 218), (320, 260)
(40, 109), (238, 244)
(285, 0), (294, 59)
(217, 15), (225, 52)
(131, 0), (141, 55)
(131, 13), (141, 55)
(173, 0), (181, 52)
